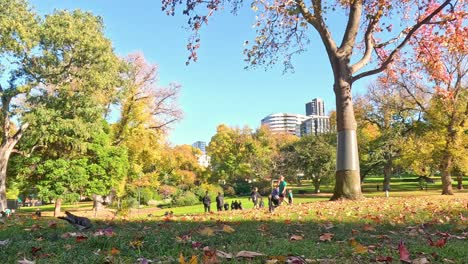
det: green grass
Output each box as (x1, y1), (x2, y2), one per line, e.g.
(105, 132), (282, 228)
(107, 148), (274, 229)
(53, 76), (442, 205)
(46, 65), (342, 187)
(1, 194), (467, 263)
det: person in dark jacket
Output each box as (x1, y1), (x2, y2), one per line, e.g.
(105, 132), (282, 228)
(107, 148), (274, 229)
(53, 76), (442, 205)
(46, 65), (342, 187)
(249, 187), (261, 209)
(215, 192), (224, 211)
(202, 191), (211, 213)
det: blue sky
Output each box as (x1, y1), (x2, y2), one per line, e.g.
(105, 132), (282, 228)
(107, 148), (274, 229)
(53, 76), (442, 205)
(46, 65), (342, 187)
(31, 0), (372, 145)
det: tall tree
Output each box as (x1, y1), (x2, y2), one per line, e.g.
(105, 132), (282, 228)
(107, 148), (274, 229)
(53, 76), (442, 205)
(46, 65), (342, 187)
(355, 83), (420, 191)
(0, 0), (122, 210)
(385, 12), (467, 194)
(113, 52), (182, 194)
(161, 0), (462, 200)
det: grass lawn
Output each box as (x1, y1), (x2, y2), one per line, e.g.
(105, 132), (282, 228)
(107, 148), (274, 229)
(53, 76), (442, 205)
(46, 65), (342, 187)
(1, 192), (467, 263)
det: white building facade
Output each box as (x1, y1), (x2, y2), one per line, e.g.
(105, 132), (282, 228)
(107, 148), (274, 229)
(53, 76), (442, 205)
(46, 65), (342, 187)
(261, 113), (309, 136)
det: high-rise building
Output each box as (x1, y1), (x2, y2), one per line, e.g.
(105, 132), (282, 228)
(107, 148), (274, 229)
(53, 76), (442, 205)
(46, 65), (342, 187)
(305, 98), (325, 116)
(261, 113), (309, 136)
(298, 115), (331, 136)
(192, 141), (206, 153)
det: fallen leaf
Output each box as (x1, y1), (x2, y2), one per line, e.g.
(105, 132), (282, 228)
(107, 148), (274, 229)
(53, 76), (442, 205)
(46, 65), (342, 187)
(398, 240), (411, 263)
(216, 250), (233, 259)
(412, 257), (429, 264)
(351, 229), (359, 235)
(236, 251), (265, 258)
(179, 253), (198, 264)
(17, 258), (35, 264)
(191, 241), (203, 249)
(222, 225), (235, 233)
(63, 244), (72, 250)
(349, 238), (367, 254)
(319, 233), (334, 242)
(75, 235), (88, 242)
(428, 237), (447, 247)
(31, 246), (42, 255)
(290, 235), (304, 241)
(198, 227), (215, 236)
(322, 222), (334, 230)
(362, 224), (375, 232)
(203, 247), (219, 264)
(110, 247), (120, 255)
(48, 221), (57, 229)
(284, 219), (292, 224)
(286, 256), (307, 263)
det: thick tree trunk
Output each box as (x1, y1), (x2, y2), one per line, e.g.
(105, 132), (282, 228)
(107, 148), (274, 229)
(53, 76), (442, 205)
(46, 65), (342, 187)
(331, 80), (363, 200)
(441, 154), (454, 195)
(457, 175), (464, 190)
(0, 141), (20, 212)
(54, 198), (62, 217)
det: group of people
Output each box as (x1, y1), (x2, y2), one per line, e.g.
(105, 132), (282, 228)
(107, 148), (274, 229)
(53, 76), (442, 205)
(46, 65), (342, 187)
(201, 175), (293, 213)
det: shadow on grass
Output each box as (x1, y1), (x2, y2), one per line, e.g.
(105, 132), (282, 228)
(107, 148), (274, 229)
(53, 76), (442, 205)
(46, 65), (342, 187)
(1, 196), (467, 264)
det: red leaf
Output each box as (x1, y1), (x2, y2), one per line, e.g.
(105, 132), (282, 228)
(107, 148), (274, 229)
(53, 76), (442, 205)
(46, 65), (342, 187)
(31, 246), (42, 255)
(76, 235), (88, 243)
(375, 256), (393, 263)
(398, 240), (411, 263)
(428, 237), (447, 247)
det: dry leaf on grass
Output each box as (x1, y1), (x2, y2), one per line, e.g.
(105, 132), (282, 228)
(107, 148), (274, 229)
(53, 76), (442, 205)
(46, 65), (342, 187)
(215, 250), (233, 259)
(398, 240), (411, 263)
(290, 235), (304, 241)
(362, 224), (375, 232)
(198, 227), (215, 236)
(348, 238), (367, 254)
(222, 225), (235, 233)
(319, 233), (334, 242)
(412, 257), (429, 264)
(17, 258), (35, 264)
(236, 251), (265, 258)
(179, 253), (198, 264)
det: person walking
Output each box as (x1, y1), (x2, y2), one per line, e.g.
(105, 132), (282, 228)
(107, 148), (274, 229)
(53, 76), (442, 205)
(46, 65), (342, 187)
(249, 187), (260, 209)
(278, 175), (287, 204)
(202, 191), (211, 213)
(215, 192), (224, 211)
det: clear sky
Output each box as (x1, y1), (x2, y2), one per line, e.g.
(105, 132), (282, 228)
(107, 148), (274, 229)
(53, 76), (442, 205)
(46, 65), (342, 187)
(30, 0), (372, 145)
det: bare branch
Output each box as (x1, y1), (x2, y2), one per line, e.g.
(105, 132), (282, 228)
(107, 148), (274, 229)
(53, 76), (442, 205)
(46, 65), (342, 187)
(352, 0), (453, 83)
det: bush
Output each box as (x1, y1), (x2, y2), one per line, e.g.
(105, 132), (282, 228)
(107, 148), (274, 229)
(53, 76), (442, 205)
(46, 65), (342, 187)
(158, 185), (178, 199)
(252, 180), (271, 196)
(223, 185), (236, 196)
(233, 181), (251, 195)
(172, 191), (199, 207)
(140, 187), (157, 205)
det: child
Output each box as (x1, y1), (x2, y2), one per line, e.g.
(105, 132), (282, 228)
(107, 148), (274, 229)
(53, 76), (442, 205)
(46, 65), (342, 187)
(215, 192), (224, 211)
(268, 186), (280, 212)
(287, 189), (293, 205)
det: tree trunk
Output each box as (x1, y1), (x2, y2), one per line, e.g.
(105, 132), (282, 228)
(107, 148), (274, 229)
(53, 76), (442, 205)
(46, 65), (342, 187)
(382, 158), (392, 192)
(54, 198), (62, 217)
(456, 175), (464, 190)
(313, 176), (321, 194)
(441, 153), (454, 195)
(0, 140), (21, 212)
(331, 79), (363, 200)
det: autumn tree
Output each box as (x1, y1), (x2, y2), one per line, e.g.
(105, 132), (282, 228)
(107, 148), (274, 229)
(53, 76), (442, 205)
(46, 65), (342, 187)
(113, 52), (182, 198)
(0, 0), (122, 211)
(384, 12), (467, 194)
(161, 0), (462, 200)
(355, 82), (421, 191)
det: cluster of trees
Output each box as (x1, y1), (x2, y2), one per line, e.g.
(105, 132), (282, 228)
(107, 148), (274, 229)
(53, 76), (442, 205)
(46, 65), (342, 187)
(0, 0), (204, 214)
(207, 125), (336, 195)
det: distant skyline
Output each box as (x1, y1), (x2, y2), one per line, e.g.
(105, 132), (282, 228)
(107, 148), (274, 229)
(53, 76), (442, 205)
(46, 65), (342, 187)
(31, 0), (373, 145)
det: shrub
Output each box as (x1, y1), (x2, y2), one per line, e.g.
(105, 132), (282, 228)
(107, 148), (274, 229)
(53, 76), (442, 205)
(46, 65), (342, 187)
(233, 181), (251, 195)
(223, 185), (236, 196)
(139, 187), (157, 205)
(172, 191), (199, 207)
(192, 183), (223, 200)
(158, 185), (178, 199)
